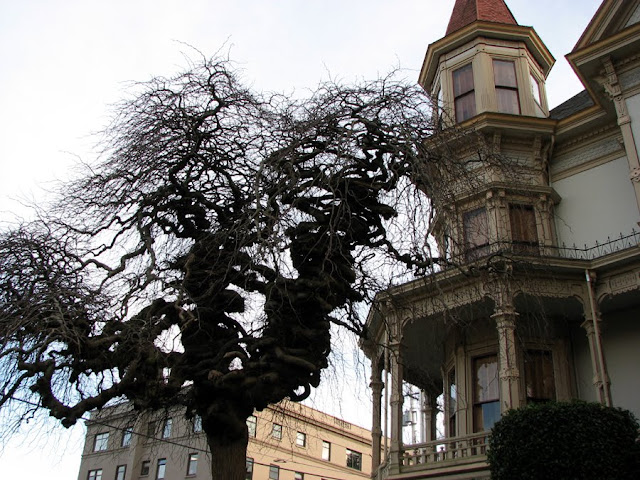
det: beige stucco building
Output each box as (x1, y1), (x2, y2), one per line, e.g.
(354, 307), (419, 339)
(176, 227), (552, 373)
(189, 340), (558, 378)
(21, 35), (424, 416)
(77, 402), (372, 480)
(363, 0), (640, 479)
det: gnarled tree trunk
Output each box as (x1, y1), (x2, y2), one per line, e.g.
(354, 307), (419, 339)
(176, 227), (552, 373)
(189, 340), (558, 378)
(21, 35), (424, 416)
(207, 427), (249, 480)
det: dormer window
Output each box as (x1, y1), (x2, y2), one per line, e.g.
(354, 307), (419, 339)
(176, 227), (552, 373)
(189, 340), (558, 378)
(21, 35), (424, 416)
(493, 60), (520, 114)
(453, 64), (476, 122)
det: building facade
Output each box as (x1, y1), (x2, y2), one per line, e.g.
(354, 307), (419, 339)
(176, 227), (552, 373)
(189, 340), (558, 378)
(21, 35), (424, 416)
(363, 0), (640, 479)
(77, 402), (372, 480)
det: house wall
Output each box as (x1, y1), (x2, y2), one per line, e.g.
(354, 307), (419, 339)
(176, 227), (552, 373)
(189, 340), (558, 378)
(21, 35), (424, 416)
(551, 155), (638, 248)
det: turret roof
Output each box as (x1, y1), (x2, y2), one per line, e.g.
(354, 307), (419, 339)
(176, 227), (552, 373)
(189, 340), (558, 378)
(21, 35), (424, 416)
(446, 0), (518, 35)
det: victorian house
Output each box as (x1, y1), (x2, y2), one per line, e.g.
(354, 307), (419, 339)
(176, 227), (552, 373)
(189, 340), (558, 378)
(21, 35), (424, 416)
(362, 0), (640, 478)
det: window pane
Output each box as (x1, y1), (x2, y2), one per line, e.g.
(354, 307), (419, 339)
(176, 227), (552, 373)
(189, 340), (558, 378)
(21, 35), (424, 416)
(88, 469), (103, 480)
(530, 73), (541, 104)
(496, 88), (520, 114)
(322, 441), (331, 461)
(187, 453), (198, 475)
(121, 428), (133, 447)
(245, 458), (254, 480)
(193, 415), (203, 433)
(473, 355), (500, 432)
(493, 60), (517, 87)
(453, 64), (474, 96)
(296, 431), (306, 447)
(272, 423), (282, 440)
(295, 473), (304, 480)
(346, 449), (362, 471)
(455, 92), (476, 122)
(162, 419), (172, 438)
(463, 207), (490, 259)
(247, 415), (257, 437)
(93, 432), (109, 452)
(141, 461), (150, 476)
(509, 204), (538, 254)
(156, 459), (166, 480)
(269, 465), (280, 480)
(525, 350), (556, 402)
(115, 466), (126, 480)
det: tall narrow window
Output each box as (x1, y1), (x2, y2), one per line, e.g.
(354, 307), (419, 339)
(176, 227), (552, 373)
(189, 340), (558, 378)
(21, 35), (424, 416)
(161, 418), (172, 438)
(247, 415), (257, 437)
(530, 73), (544, 116)
(140, 461), (150, 476)
(245, 458), (254, 480)
(448, 368), (457, 437)
(296, 431), (306, 447)
(121, 427), (133, 447)
(272, 423), (282, 440)
(453, 63), (476, 122)
(473, 355), (500, 432)
(322, 440), (331, 461)
(463, 207), (490, 261)
(93, 432), (109, 452)
(525, 350), (556, 403)
(295, 473), (304, 480)
(509, 204), (538, 255)
(156, 459), (167, 480)
(115, 465), (126, 480)
(269, 465), (280, 480)
(187, 453), (198, 476)
(493, 60), (520, 114)
(193, 415), (203, 433)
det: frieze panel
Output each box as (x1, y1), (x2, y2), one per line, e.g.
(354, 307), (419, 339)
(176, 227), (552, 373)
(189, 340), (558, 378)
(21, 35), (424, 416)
(597, 269), (640, 299)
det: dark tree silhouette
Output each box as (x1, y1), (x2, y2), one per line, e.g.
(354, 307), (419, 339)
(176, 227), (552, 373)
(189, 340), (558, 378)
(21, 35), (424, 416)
(0, 56), (483, 479)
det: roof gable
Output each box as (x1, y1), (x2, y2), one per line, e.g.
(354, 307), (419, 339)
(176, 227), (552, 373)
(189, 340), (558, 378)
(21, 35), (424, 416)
(573, 0), (640, 51)
(446, 0), (518, 35)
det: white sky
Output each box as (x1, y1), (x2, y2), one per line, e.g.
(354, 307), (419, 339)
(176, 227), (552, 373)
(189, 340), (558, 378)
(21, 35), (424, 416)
(0, 1), (602, 478)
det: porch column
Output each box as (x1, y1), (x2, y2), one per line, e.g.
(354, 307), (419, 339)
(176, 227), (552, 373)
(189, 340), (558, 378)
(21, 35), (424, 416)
(422, 392), (438, 442)
(370, 358), (384, 471)
(388, 341), (404, 474)
(492, 301), (522, 411)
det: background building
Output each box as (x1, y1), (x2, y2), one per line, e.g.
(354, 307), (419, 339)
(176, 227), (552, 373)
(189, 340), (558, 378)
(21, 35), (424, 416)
(77, 402), (372, 480)
(363, 0), (640, 479)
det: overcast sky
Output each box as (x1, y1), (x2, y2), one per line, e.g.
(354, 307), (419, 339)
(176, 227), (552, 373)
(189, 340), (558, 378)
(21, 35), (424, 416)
(0, 1), (602, 478)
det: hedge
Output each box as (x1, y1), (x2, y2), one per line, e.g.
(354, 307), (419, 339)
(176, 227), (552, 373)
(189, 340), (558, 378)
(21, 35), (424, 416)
(487, 401), (640, 480)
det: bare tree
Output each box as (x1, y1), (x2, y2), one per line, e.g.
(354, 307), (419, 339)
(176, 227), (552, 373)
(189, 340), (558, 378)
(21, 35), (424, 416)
(0, 55), (481, 479)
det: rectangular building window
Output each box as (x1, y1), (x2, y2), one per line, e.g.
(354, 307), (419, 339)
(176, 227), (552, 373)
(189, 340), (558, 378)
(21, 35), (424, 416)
(346, 449), (362, 470)
(156, 459), (167, 480)
(463, 207), (490, 260)
(161, 418), (172, 438)
(322, 440), (331, 461)
(509, 204), (538, 254)
(121, 427), (133, 447)
(530, 72), (544, 116)
(272, 423), (282, 440)
(448, 368), (457, 437)
(269, 465), (280, 480)
(493, 59), (520, 114)
(93, 432), (109, 452)
(296, 431), (306, 447)
(141, 460), (150, 476)
(115, 465), (126, 480)
(245, 458), (254, 480)
(193, 415), (203, 433)
(453, 63), (476, 122)
(525, 350), (556, 403)
(294, 473), (304, 480)
(473, 355), (500, 432)
(87, 469), (103, 480)
(187, 453), (198, 476)
(247, 415), (257, 437)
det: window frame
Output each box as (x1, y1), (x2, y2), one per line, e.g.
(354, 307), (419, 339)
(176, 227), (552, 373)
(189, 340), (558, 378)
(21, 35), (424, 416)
(322, 440), (331, 461)
(245, 458), (254, 480)
(525, 350), (556, 403)
(193, 415), (203, 433)
(115, 465), (126, 480)
(509, 204), (539, 255)
(453, 63), (476, 122)
(463, 207), (490, 261)
(186, 452), (198, 476)
(121, 427), (133, 447)
(271, 423), (282, 440)
(140, 460), (151, 476)
(268, 464), (280, 480)
(346, 448), (363, 471)
(161, 418), (172, 439)
(294, 473), (304, 480)
(87, 469), (103, 480)
(295, 431), (306, 447)
(247, 415), (257, 438)
(93, 432), (109, 452)
(473, 354), (500, 432)
(493, 59), (520, 114)
(156, 458), (167, 480)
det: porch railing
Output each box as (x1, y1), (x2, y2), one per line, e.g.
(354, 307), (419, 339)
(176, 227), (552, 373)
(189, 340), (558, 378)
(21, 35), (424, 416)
(401, 432), (489, 468)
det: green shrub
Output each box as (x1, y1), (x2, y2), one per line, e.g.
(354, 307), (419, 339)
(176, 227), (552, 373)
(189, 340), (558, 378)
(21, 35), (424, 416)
(487, 401), (640, 480)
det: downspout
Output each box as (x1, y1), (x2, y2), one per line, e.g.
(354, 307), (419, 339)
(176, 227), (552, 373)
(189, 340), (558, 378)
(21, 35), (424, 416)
(585, 269), (612, 406)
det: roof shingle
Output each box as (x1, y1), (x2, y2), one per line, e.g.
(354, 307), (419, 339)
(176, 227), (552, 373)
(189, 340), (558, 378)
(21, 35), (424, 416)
(446, 0), (518, 35)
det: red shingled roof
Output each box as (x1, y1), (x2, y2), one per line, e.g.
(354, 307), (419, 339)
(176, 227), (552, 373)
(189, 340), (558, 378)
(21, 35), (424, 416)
(446, 0), (518, 35)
